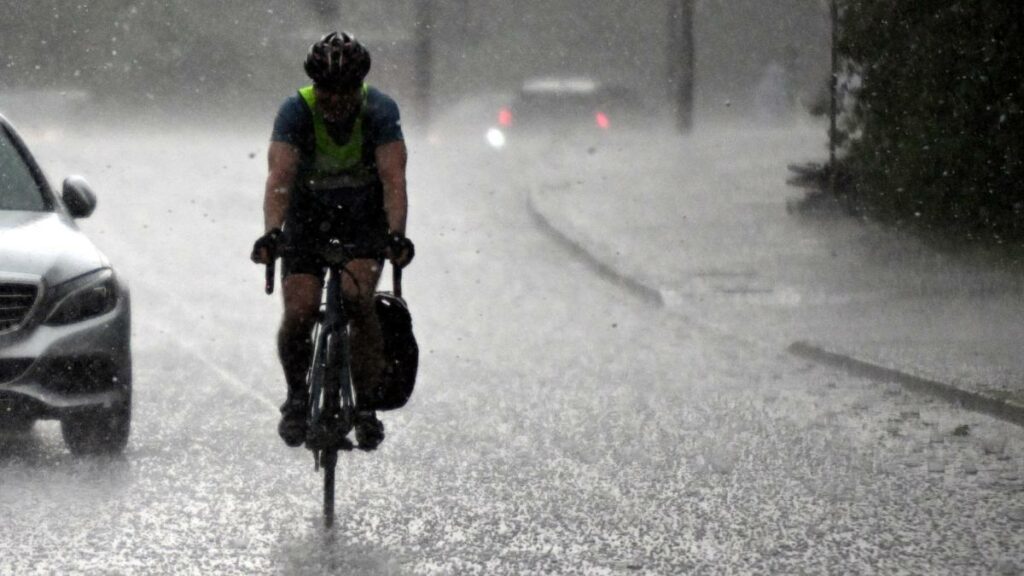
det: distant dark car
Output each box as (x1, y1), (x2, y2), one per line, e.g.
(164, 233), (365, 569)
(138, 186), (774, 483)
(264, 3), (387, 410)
(0, 113), (131, 455)
(487, 77), (648, 148)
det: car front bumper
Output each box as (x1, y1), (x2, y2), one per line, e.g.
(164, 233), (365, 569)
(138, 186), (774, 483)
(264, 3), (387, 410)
(0, 286), (130, 420)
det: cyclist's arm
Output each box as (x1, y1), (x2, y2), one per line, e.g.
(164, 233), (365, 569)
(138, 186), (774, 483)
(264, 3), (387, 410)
(376, 140), (408, 236)
(264, 141), (300, 232)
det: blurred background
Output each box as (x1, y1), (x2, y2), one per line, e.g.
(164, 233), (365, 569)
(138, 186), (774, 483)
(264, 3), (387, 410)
(0, 0), (831, 125)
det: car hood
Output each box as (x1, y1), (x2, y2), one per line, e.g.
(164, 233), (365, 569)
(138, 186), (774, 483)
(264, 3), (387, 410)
(0, 211), (108, 286)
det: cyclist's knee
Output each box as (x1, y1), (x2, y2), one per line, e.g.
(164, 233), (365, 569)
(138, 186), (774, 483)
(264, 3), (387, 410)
(341, 259), (381, 301)
(280, 274), (320, 332)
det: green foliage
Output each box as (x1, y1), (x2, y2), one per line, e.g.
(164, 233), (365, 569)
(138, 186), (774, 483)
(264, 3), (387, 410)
(837, 0), (1024, 241)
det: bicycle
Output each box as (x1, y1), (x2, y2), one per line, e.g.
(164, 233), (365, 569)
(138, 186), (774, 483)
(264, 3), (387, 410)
(265, 239), (402, 528)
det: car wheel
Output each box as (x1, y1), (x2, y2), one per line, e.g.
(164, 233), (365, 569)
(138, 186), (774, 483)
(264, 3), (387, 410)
(61, 400), (131, 455)
(63, 356), (132, 455)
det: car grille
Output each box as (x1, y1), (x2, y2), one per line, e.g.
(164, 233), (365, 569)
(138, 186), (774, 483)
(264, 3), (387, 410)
(0, 283), (38, 333)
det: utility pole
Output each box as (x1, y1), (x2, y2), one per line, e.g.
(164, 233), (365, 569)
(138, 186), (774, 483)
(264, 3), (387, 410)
(828, 0), (838, 194)
(414, 0), (435, 126)
(669, 0), (695, 133)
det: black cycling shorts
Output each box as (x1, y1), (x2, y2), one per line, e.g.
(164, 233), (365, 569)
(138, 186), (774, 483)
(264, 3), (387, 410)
(281, 215), (387, 282)
(281, 249), (384, 282)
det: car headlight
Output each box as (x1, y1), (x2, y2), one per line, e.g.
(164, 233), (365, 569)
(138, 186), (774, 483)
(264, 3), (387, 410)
(486, 128), (506, 149)
(45, 269), (119, 326)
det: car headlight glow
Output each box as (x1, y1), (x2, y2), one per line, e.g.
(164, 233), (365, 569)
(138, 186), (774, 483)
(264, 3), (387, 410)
(45, 270), (119, 325)
(486, 128), (506, 149)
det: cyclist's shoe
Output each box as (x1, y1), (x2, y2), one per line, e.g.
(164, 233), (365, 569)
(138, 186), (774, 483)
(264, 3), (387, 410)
(354, 411), (385, 451)
(278, 396), (308, 448)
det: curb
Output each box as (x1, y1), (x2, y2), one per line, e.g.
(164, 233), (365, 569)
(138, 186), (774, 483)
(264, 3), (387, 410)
(526, 189), (665, 307)
(789, 341), (1024, 427)
(528, 185), (1024, 429)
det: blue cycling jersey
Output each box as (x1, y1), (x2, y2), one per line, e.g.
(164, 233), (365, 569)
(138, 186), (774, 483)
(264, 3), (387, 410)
(271, 86), (403, 252)
(270, 85), (404, 170)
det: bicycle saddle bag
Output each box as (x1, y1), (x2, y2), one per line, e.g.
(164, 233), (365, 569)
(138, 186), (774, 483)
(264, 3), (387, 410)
(366, 292), (418, 411)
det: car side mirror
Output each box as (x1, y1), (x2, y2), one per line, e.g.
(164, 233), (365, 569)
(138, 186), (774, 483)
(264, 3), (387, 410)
(62, 176), (97, 219)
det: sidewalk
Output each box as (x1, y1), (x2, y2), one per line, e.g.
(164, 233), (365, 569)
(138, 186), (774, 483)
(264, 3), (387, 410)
(528, 122), (1024, 425)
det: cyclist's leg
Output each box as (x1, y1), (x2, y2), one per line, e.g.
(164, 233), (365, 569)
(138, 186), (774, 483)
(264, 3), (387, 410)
(341, 259), (385, 405)
(276, 255), (325, 446)
(278, 273), (323, 393)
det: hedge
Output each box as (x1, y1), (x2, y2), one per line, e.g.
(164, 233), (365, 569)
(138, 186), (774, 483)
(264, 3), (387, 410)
(836, 0), (1023, 242)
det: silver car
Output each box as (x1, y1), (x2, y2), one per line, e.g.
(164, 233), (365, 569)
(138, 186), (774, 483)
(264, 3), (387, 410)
(0, 114), (131, 455)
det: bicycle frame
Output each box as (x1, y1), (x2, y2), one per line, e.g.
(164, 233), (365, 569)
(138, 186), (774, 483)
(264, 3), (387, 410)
(308, 264), (355, 450)
(266, 240), (393, 529)
(309, 256), (360, 529)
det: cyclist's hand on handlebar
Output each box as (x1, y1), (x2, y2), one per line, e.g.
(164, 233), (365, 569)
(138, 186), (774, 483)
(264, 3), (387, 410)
(388, 233), (415, 268)
(251, 228), (282, 264)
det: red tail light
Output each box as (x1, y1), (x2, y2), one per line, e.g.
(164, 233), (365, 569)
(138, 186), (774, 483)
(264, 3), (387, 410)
(498, 107), (513, 127)
(595, 111), (610, 129)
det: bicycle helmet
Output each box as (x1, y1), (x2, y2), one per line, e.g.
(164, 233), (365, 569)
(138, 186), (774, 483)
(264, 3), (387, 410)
(304, 31), (371, 89)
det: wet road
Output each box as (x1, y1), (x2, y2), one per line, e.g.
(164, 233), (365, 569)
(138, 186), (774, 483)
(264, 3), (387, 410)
(1, 118), (1022, 575)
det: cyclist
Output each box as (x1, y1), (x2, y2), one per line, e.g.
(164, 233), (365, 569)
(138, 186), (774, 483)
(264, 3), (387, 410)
(251, 32), (413, 450)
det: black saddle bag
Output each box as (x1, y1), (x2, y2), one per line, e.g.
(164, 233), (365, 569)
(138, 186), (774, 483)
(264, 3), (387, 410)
(365, 292), (418, 411)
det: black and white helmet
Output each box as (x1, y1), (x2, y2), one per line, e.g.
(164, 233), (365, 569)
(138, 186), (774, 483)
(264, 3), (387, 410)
(304, 31), (371, 89)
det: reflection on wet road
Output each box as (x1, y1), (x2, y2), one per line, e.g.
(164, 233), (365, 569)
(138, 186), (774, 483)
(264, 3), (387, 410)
(1, 121), (1021, 575)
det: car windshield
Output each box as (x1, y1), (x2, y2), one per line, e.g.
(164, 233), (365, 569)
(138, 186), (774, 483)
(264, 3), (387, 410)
(0, 129), (47, 211)
(513, 81), (641, 126)
(514, 91), (599, 124)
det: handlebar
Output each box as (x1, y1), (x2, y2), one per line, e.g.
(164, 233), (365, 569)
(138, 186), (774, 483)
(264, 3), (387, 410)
(265, 259), (276, 295)
(262, 243), (405, 297)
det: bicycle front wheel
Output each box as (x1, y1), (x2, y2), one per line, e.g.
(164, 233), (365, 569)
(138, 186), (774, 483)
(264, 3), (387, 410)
(322, 448), (337, 528)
